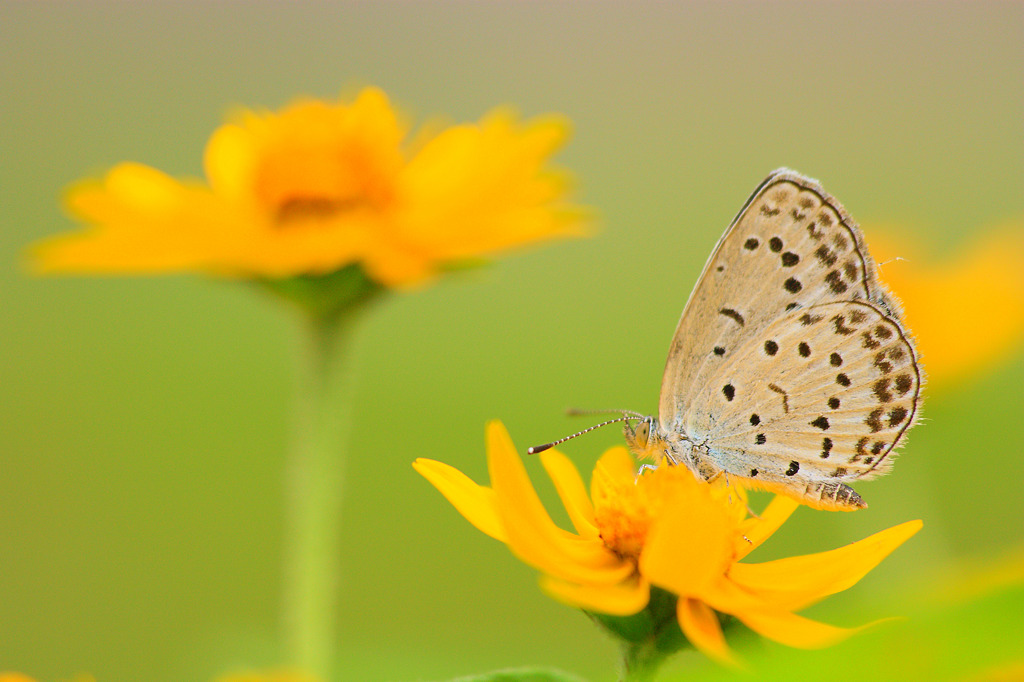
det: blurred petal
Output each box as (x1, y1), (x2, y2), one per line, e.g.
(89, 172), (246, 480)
(399, 110), (584, 260)
(539, 448), (599, 538)
(487, 422), (633, 585)
(204, 122), (257, 200)
(729, 520), (922, 610)
(735, 494), (801, 559)
(870, 224), (1024, 383)
(413, 458), (506, 543)
(736, 608), (863, 649)
(677, 598), (741, 668)
(540, 574), (650, 615)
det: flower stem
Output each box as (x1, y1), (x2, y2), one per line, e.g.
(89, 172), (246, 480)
(282, 304), (366, 679)
(620, 637), (669, 682)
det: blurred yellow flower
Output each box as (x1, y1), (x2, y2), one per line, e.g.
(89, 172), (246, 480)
(32, 87), (584, 287)
(414, 422), (922, 666)
(868, 221), (1024, 384)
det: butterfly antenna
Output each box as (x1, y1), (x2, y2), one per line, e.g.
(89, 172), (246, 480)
(566, 408), (647, 419)
(527, 415), (642, 455)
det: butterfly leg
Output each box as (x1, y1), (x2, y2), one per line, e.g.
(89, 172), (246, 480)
(635, 462), (660, 482)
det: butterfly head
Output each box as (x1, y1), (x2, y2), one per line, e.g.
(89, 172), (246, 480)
(623, 416), (664, 460)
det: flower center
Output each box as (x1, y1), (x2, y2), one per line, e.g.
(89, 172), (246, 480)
(254, 142), (398, 229)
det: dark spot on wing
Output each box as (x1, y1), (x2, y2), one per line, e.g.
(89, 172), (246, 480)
(798, 342), (811, 357)
(874, 378), (893, 403)
(830, 352), (843, 366)
(744, 237), (759, 250)
(853, 437), (870, 461)
(874, 351), (894, 374)
(828, 397), (840, 409)
(719, 308), (745, 326)
(832, 315), (855, 335)
(713, 346), (726, 356)
(811, 416), (830, 430)
(769, 237), (783, 252)
(820, 437), (833, 458)
(764, 340), (778, 356)
(768, 383), (789, 413)
(815, 245), (838, 266)
(784, 277), (802, 293)
(800, 313), (823, 326)
(722, 384), (735, 401)
(865, 408), (884, 433)
(825, 270), (848, 294)
(755, 433), (766, 445)
(895, 373), (914, 395)
(786, 461), (800, 476)
(836, 373), (851, 387)
(888, 406), (908, 427)
(749, 413), (760, 426)
(781, 251), (800, 267)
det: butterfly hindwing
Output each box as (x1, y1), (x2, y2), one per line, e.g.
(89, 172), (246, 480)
(691, 300), (921, 485)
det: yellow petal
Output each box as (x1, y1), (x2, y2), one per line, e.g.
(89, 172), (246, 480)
(398, 111), (581, 259)
(0, 675), (39, 682)
(539, 574), (651, 615)
(590, 446), (637, 501)
(729, 520), (922, 611)
(33, 164), (229, 274)
(735, 608), (863, 649)
(639, 482), (733, 597)
(539, 448), (598, 538)
(677, 598), (742, 668)
(487, 422), (634, 586)
(413, 458), (507, 543)
(204, 122), (257, 201)
(735, 494), (801, 559)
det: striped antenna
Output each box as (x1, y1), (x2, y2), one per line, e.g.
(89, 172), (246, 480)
(527, 413), (643, 455)
(566, 407), (647, 419)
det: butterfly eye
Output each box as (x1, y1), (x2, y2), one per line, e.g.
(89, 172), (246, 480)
(635, 420), (650, 448)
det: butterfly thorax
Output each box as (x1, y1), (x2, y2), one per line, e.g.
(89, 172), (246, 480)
(625, 417), (722, 485)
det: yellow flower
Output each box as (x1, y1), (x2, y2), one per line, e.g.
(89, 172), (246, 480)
(867, 222), (1024, 384)
(32, 87), (584, 287)
(414, 421), (922, 666)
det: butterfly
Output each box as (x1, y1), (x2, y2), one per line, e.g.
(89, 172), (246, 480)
(621, 169), (923, 510)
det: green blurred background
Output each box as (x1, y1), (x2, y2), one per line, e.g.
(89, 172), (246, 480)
(2, 3), (1022, 681)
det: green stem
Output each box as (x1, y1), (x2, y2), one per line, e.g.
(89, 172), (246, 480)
(620, 638), (669, 682)
(282, 305), (365, 679)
